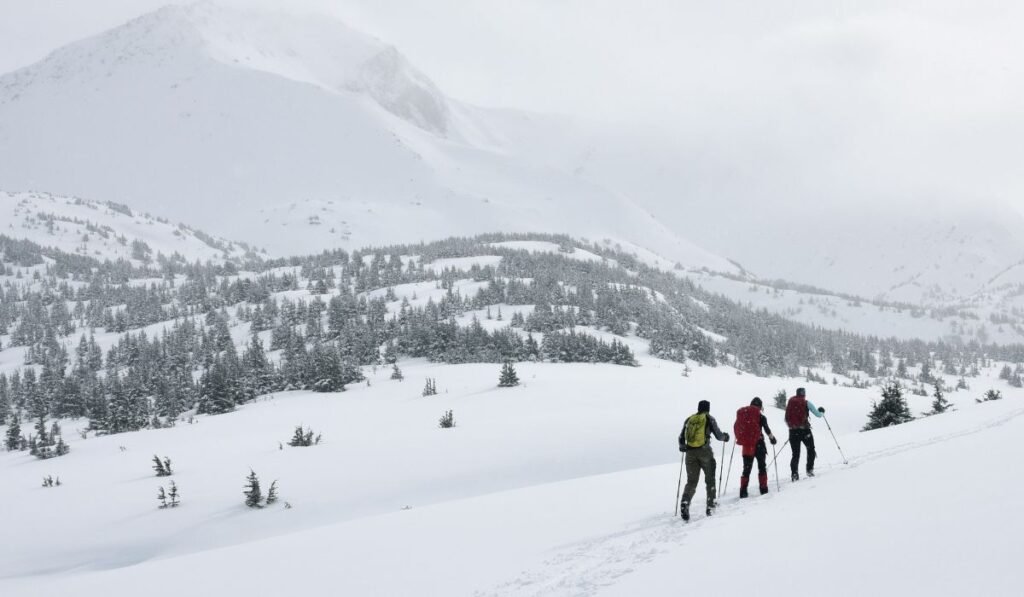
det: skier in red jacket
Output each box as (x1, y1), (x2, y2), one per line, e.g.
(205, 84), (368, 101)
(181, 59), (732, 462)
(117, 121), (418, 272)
(734, 397), (777, 498)
(785, 387), (825, 481)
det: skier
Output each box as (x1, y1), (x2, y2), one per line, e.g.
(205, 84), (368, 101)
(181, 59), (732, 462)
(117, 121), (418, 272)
(733, 397), (777, 498)
(785, 387), (825, 481)
(678, 400), (730, 521)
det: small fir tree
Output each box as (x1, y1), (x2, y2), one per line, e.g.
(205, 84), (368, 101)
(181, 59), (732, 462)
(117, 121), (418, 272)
(168, 481), (180, 507)
(774, 389), (787, 410)
(266, 481), (279, 505)
(422, 378), (438, 397)
(5, 416), (23, 451)
(288, 426), (318, 447)
(391, 364), (404, 381)
(979, 389), (1003, 403)
(157, 486), (168, 509)
(54, 436), (70, 457)
(930, 383), (950, 415)
(863, 382), (914, 431)
(438, 409), (455, 429)
(152, 455), (173, 477)
(498, 362), (520, 387)
(244, 470), (263, 508)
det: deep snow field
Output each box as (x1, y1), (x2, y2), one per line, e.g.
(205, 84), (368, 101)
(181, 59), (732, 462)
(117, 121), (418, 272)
(1, 351), (1018, 596)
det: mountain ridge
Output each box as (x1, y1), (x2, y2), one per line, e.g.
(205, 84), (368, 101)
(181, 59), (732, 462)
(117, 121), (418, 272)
(0, 2), (737, 278)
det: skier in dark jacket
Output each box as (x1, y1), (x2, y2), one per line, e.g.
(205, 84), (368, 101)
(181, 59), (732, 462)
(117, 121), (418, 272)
(678, 399), (730, 521)
(785, 387), (824, 481)
(735, 397), (777, 498)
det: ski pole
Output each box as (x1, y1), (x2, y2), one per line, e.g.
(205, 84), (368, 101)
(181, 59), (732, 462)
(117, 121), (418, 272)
(769, 439), (790, 467)
(721, 440), (736, 495)
(822, 414), (848, 465)
(674, 453), (685, 517)
(771, 442), (780, 491)
(717, 439), (726, 499)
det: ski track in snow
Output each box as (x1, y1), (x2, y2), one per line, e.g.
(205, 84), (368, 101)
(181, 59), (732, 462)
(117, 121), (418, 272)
(475, 406), (1024, 597)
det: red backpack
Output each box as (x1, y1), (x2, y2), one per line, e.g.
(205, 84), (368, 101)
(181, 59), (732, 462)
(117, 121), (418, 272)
(734, 406), (762, 447)
(785, 395), (808, 428)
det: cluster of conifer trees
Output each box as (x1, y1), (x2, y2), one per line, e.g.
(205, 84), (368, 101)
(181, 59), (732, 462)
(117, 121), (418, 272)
(3, 232), (1024, 441)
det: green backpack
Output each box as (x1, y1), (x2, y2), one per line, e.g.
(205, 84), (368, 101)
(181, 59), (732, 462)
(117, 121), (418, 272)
(684, 413), (708, 448)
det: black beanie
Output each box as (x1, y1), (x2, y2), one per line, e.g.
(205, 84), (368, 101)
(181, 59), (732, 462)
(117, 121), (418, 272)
(698, 400), (710, 413)
(751, 397), (763, 408)
(796, 387), (806, 397)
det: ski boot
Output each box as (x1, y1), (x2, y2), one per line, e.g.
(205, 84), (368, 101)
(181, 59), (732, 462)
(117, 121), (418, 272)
(680, 501), (690, 522)
(706, 499), (716, 517)
(791, 472), (799, 482)
(806, 469), (815, 478)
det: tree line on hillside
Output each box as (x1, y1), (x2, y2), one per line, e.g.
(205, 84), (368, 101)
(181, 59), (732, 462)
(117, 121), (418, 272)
(3, 232), (1024, 441)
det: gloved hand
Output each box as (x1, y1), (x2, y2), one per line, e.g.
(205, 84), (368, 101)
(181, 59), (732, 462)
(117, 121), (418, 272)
(679, 443), (688, 453)
(819, 407), (826, 413)
(722, 433), (730, 442)
(769, 435), (777, 445)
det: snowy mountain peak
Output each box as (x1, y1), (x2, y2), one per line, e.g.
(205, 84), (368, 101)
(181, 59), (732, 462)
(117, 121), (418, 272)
(0, 1), (450, 134)
(0, 2), (738, 274)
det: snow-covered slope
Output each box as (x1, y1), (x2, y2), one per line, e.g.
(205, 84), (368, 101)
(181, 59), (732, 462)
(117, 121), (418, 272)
(0, 190), (253, 264)
(0, 2), (737, 276)
(1, 355), (1018, 596)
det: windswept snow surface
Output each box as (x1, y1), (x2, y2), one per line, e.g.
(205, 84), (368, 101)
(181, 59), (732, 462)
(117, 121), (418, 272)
(1, 354), (1019, 595)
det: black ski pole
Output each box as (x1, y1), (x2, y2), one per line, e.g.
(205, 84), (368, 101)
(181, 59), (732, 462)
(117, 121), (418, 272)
(717, 439), (726, 499)
(721, 440), (736, 495)
(769, 439), (790, 467)
(822, 414), (848, 465)
(674, 453), (685, 517)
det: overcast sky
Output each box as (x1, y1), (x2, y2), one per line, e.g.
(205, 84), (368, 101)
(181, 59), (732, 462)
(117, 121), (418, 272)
(2, 0), (1022, 215)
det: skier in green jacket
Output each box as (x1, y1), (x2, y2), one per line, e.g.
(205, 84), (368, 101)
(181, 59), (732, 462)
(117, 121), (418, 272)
(678, 400), (730, 521)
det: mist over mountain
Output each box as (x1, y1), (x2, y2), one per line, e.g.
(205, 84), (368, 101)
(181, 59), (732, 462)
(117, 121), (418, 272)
(0, 2), (735, 276)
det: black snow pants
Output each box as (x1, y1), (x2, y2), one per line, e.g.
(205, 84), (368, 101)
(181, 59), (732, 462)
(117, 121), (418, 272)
(742, 440), (768, 477)
(789, 428), (816, 475)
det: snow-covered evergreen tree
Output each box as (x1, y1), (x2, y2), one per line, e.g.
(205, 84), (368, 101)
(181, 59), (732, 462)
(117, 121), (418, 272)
(774, 389), (787, 410)
(863, 382), (914, 431)
(929, 383), (950, 415)
(153, 455), (173, 477)
(498, 362), (520, 387)
(5, 415), (23, 451)
(168, 481), (180, 507)
(244, 470), (263, 508)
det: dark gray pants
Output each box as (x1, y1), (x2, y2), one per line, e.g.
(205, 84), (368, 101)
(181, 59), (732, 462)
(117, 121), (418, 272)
(681, 444), (717, 506)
